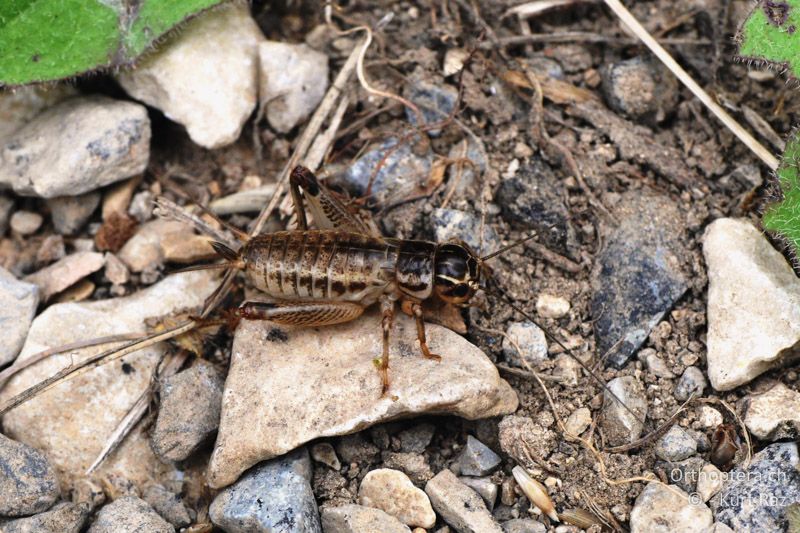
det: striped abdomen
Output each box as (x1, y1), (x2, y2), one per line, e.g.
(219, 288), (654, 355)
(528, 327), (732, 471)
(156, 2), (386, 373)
(241, 231), (398, 304)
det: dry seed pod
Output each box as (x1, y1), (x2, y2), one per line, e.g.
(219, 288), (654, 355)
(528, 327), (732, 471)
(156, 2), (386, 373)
(512, 465), (559, 522)
(559, 508), (604, 529)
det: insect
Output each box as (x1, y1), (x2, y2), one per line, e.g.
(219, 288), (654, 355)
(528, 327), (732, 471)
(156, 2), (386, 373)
(196, 165), (528, 394)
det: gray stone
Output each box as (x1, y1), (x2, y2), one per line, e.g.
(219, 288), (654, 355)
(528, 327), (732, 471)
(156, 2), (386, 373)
(495, 160), (577, 256)
(630, 482), (712, 533)
(321, 504), (411, 533)
(404, 79), (458, 136)
(501, 518), (546, 533)
(704, 218), (800, 390)
(744, 383), (800, 440)
(336, 434), (379, 465)
(459, 476), (498, 511)
(398, 424), (435, 453)
(431, 208), (500, 256)
(655, 426), (697, 462)
(311, 442), (341, 470)
(0, 96), (150, 198)
(591, 191), (688, 368)
(0, 501), (88, 533)
(210, 448), (321, 533)
(87, 496), (173, 533)
(259, 42), (328, 134)
(9, 211), (42, 235)
(46, 192), (101, 235)
(674, 366), (707, 401)
(453, 436), (502, 476)
(662, 456), (705, 494)
(150, 361), (224, 462)
(0, 433), (59, 517)
(446, 137), (487, 195)
(208, 313), (517, 488)
(600, 376), (648, 446)
(601, 57), (678, 124)
(0, 266), (38, 366)
(117, 3), (263, 149)
(425, 469), (503, 533)
(644, 352), (676, 379)
(712, 442), (800, 532)
(501, 321), (548, 370)
(142, 484), (192, 528)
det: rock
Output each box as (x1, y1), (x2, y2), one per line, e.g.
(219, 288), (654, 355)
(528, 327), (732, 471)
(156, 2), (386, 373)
(431, 208), (500, 256)
(655, 426), (697, 462)
(591, 191), (688, 368)
(404, 79), (458, 136)
(159, 232), (214, 264)
(644, 352), (676, 379)
(535, 294), (570, 319)
(209, 448), (321, 533)
(744, 382), (800, 440)
(601, 57), (678, 123)
(458, 477), (498, 511)
(398, 424), (435, 453)
(88, 496), (174, 533)
(501, 321), (548, 370)
(117, 219), (188, 273)
(358, 468), (436, 528)
(336, 434), (379, 464)
(495, 160), (577, 256)
(311, 442), (341, 470)
(0, 433), (59, 517)
(446, 137), (487, 195)
(327, 138), (432, 208)
(712, 442), (800, 531)
(664, 456), (707, 494)
(9, 211), (42, 235)
(46, 192), (101, 235)
(698, 406), (723, 429)
(704, 218), (800, 390)
(382, 452), (434, 486)
(453, 436), (502, 476)
(208, 313), (517, 488)
(425, 469), (503, 533)
(675, 367), (707, 402)
(142, 484), (192, 529)
(630, 482), (712, 533)
(117, 3), (263, 149)
(563, 407), (591, 436)
(0, 96), (150, 198)
(0, 85), (78, 141)
(103, 253), (130, 286)
(498, 416), (557, 469)
(259, 42), (328, 133)
(321, 504), (411, 533)
(501, 518), (546, 533)
(24, 251), (104, 301)
(696, 464), (723, 502)
(600, 376), (648, 446)
(0, 272), (219, 492)
(150, 361), (224, 462)
(0, 194), (13, 236)
(128, 190), (154, 222)
(0, 501), (89, 533)
(0, 267), (38, 366)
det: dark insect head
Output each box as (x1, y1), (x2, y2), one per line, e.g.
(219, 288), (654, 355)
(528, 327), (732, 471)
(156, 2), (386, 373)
(434, 242), (481, 305)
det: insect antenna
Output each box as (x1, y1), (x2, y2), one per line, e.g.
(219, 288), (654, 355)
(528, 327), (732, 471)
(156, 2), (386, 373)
(480, 233), (539, 261)
(168, 241), (243, 275)
(486, 278), (648, 429)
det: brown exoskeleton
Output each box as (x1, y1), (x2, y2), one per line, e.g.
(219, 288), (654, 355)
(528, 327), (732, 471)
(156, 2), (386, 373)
(197, 165), (522, 394)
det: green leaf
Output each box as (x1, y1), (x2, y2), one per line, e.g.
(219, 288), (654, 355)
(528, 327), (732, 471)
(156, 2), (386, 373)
(763, 131), (800, 259)
(737, 0), (800, 80)
(0, 0), (228, 86)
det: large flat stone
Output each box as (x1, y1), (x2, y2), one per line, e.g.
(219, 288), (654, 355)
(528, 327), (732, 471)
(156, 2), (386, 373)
(207, 314), (518, 488)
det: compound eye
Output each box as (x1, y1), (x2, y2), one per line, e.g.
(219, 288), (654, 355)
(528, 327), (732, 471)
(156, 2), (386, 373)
(453, 284), (469, 298)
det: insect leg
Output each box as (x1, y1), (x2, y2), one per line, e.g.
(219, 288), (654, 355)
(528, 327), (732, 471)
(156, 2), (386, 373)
(236, 300), (364, 326)
(377, 295), (395, 395)
(289, 166), (310, 230)
(411, 302), (441, 361)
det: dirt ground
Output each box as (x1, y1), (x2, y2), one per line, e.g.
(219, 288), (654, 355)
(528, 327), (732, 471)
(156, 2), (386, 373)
(5, 0), (800, 530)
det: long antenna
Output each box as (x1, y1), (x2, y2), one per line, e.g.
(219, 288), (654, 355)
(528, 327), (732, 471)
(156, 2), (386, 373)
(480, 233), (539, 261)
(488, 278), (648, 428)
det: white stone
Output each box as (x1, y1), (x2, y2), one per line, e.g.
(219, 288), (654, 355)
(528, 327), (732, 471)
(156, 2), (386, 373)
(703, 218), (800, 391)
(117, 3), (264, 149)
(535, 294), (570, 319)
(501, 321), (548, 369)
(0, 272), (219, 492)
(0, 267), (38, 366)
(630, 482), (712, 533)
(0, 96), (150, 198)
(698, 406), (723, 429)
(744, 383), (800, 440)
(0, 85), (77, 141)
(697, 464), (723, 502)
(258, 41), (329, 133)
(358, 468), (436, 528)
(207, 314), (518, 488)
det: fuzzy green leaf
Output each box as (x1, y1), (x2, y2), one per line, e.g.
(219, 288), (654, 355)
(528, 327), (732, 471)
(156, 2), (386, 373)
(763, 131), (800, 257)
(737, 0), (800, 80)
(0, 0), (228, 86)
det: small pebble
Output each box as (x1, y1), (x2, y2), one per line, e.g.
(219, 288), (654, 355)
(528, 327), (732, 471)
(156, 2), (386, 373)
(674, 366), (707, 401)
(600, 376), (648, 446)
(358, 468), (436, 528)
(501, 518), (546, 533)
(10, 211), (43, 235)
(24, 251), (105, 301)
(404, 78), (458, 136)
(458, 476), (498, 511)
(698, 406), (723, 429)
(501, 321), (548, 370)
(644, 352), (676, 379)
(104, 253), (130, 285)
(744, 382), (800, 440)
(453, 436), (502, 476)
(629, 482), (711, 532)
(398, 423), (435, 453)
(142, 484), (192, 529)
(564, 407), (591, 436)
(87, 496), (173, 533)
(321, 504), (411, 533)
(696, 464), (723, 502)
(46, 192), (100, 235)
(654, 426), (697, 462)
(0, 433), (60, 517)
(311, 442), (341, 470)
(535, 294), (570, 319)
(425, 470), (503, 533)
(0, 501), (89, 533)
